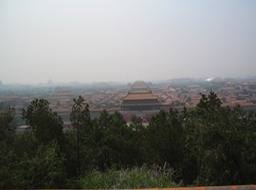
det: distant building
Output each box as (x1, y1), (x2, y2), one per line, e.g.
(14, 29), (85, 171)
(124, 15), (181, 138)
(120, 81), (161, 112)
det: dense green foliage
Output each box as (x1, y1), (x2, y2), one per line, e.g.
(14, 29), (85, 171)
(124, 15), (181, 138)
(0, 92), (255, 188)
(81, 166), (178, 189)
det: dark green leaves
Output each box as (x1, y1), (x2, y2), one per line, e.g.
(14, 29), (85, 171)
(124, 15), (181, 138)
(22, 98), (63, 145)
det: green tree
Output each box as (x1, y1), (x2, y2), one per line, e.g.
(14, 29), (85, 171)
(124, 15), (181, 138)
(105, 111), (138, 168)
(0, 106), (15, 140)
(128, 115), (147, 166)
(0, 106), (17, 188)
(22, 99), (64, 145)
(0, 145), (20, 188)
(184, 91), (256, 185)
(92, 110), (144, 171)
(129, 115), (143, 131)
(18, 141), (66, 188)
(146, 109), (184, 181)
(92, 110), (114, 171)
(69, 96), (91, 176)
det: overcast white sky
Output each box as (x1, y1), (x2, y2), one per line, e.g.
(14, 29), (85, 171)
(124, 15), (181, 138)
(0, 0), (256, 84)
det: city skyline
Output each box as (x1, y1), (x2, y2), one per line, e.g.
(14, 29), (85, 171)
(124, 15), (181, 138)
(1, 0), (256, 84)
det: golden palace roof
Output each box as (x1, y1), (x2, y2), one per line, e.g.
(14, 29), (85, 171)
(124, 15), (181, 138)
(121, 93), (159, 101)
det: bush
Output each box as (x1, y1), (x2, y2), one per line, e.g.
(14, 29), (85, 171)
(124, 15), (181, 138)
(81, 165), (180, 189)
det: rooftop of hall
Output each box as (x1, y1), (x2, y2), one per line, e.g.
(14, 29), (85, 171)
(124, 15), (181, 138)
(129, 80), (150, 93)
(121, 93), (159, 101)
(121, 81), (159, 101)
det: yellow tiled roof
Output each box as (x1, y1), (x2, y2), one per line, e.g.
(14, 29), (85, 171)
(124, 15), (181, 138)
(122, 93), (159, 100)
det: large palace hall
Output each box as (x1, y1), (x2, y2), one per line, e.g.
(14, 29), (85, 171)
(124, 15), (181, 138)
(120, 81), (161, 112)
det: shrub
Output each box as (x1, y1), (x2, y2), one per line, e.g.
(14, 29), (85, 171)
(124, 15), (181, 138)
(81, 165), (180, 189)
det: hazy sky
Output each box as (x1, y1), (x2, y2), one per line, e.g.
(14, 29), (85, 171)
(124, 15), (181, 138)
(1, 0), (256, 84)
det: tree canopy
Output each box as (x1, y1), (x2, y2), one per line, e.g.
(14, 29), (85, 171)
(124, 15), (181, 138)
(22, 98), (64, 145)
(1, 92), (255, 188)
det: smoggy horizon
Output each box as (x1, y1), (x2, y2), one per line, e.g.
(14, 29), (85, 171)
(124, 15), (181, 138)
(1, 0), (256, 84)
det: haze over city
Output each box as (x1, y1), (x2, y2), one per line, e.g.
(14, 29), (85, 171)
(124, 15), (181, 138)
(1, 0), (256, 84)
